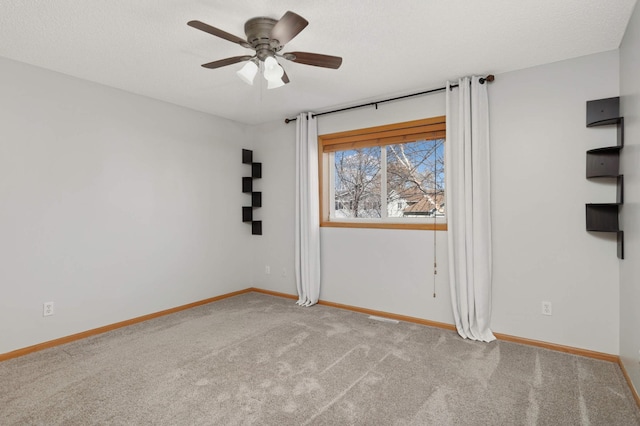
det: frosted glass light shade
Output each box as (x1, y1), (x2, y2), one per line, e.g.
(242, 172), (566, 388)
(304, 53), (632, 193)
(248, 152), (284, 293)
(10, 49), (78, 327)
(267, 78), (285, 90)
(236, 61), (258, 85)
(263, 56), (284, 82)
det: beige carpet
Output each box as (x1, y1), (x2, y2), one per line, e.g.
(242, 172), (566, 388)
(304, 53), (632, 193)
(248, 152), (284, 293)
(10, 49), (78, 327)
(1, 292), (639, 425)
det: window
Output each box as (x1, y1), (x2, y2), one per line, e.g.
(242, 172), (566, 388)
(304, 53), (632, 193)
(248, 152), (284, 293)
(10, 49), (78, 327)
(319, 116), (446, 230)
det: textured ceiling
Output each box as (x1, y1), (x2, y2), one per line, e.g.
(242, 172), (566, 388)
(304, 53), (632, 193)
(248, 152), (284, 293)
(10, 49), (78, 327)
(0, 1), (637, 125)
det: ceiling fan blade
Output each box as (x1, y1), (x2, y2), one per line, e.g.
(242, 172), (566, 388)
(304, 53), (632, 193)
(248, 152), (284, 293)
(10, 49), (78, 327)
(201, 56), (253, 69)
(283, 52), (342, 69)
(271, 11), (309, 45)
(188, 20), (251, 48)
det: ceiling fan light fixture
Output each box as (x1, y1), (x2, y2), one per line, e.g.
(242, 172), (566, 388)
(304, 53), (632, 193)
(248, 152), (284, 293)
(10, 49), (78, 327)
(263, 56), (284, 82)
(236, 60), (258, 85)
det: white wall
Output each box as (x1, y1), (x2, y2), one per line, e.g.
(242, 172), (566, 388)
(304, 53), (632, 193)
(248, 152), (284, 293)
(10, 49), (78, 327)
(619, 1), (640, 395)
(253, 50), (621, 354)
(490, 50), (620, 354)
(247, 119), (297, 291)
(0, 57), (252, 354)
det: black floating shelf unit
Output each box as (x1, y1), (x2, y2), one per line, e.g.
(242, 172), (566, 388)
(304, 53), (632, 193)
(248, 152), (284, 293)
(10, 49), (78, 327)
(242, 149), (262, 235)
(585, 97), (624, 259)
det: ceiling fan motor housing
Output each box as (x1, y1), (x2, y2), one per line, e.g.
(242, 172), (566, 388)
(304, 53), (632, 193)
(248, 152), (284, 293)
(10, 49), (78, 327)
(244, 17), (283, 61)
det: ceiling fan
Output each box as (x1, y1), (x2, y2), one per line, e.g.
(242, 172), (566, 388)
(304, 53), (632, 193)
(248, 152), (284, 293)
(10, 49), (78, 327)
(188, 11), (342, 89)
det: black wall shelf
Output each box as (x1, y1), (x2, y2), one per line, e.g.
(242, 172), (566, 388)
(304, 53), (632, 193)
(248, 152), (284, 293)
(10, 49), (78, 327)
(242, 149), (262, 235)
(586, 146), (622, 178)
(586, 97), (620, 126)
(586, 203), (620, 232)
(242, 177), (253, 193)
(252, 221), (262, 236)
(242, 206), (253, 223)
(242, 149), (253, 164)
(252, 163), (262, 179)
(251, 192), (262, 208)
(585, 97), (624, 259)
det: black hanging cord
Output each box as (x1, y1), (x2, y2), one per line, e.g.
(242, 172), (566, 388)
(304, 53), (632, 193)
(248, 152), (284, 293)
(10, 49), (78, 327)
(284, 75), (494, 124)
(432, 139), (439, 298)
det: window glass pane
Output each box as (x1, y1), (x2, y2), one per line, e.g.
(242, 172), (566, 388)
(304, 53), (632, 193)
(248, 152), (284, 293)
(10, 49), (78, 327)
(386, 139), (445, 218)
(333, 147), (382, 218)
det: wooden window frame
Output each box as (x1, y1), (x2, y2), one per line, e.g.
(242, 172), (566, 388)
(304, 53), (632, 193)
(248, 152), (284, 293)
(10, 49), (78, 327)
(318, 116), (447, 231)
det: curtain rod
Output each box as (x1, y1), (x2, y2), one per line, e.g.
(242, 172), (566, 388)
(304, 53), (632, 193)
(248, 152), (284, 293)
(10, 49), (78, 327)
(284, 74), (494, 124)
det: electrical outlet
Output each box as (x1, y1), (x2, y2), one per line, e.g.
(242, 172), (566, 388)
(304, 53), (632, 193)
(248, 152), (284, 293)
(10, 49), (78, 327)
(541, 301), (552, 316)
(265, 265), (271, 274)
(43, 302), (54, 317)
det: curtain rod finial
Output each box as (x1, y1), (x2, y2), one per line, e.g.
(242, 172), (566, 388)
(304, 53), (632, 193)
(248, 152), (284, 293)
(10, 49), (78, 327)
(480, 74), (495, 84)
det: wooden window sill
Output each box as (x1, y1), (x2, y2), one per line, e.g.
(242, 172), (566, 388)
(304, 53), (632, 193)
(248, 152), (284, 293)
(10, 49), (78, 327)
(320, 221), (447, 231)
